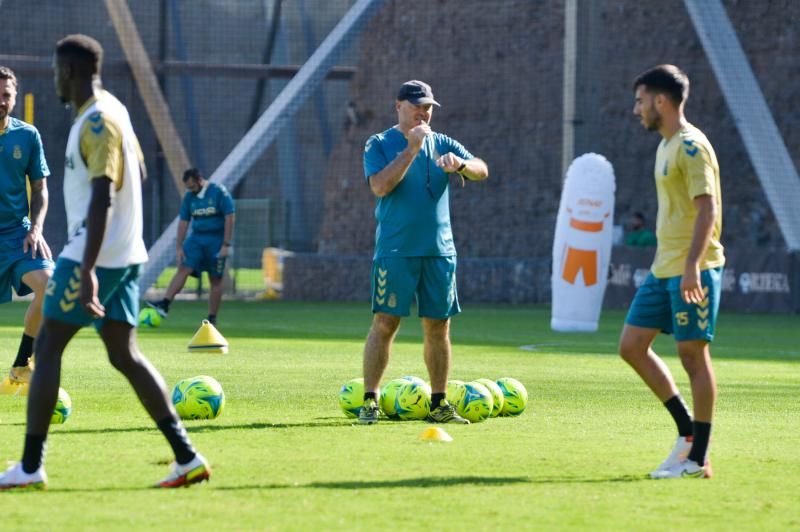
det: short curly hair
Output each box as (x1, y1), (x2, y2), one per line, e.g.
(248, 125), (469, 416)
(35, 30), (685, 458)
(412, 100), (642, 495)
(55, 34), (104, 76)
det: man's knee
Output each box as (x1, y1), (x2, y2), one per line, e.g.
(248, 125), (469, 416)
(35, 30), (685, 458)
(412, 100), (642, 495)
(371, 313), (401, 338)
(107, 347), (140, 373)
(677, 341), (710, 376)
(422, 318), (450, 338)
(618, 336), (639, 364)
(618, 325), (657, 364)
(23, 268), (52, 296)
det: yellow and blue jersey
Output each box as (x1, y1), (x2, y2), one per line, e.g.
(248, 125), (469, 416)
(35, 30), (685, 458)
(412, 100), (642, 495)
(0, 117), (49, 233)
(179, 182), (234, 235)
(652, 123), (724, 278)
(74, 97), (144, 189)
(363, 127), (473, 259)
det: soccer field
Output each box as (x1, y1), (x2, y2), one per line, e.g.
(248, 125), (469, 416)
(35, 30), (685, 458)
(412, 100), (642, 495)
(1, 301), (798, 530)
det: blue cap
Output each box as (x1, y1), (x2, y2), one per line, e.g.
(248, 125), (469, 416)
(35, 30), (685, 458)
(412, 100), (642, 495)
(397, 80), (440, 106)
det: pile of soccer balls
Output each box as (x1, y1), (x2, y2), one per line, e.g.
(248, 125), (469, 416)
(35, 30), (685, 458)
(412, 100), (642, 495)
(338, 376), (528, 423)
(171, 375), (226, 420)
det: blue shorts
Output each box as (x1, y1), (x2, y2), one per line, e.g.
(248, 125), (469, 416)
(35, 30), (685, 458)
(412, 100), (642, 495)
(183, 233), (225, 278)
(625, 267), (723, 342)
(43, 258), (141, 330)
(371, 256), (460, 319)
(0, 226), (54, 303)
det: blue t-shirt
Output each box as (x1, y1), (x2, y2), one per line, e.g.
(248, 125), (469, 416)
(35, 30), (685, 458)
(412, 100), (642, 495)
(0, 117), (50, 233)
(363, 127), (473, 258)
(179, 182), (235, 235)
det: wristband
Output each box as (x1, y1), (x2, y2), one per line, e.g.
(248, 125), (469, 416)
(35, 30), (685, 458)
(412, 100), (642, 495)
(457, 162), (467, 173)
(223, 242), (232, 246)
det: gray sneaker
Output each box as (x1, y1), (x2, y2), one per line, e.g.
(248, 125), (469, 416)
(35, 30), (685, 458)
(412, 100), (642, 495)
(358, 398), (381, 425)
(426, 401), (470, 424)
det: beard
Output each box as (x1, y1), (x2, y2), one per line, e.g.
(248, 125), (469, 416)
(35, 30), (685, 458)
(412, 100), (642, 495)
(643, 104), (662, 131)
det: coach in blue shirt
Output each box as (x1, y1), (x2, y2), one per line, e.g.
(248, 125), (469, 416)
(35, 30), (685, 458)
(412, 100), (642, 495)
(357, 80), (489, 425)
(0, 67), (54, 389)
(147, 168), (235, 326)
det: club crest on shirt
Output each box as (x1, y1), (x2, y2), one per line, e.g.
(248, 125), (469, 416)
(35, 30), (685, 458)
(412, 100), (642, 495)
(12, 145), (21, 159)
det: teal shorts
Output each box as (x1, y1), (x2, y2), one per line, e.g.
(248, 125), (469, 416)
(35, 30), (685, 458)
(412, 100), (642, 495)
(43, 258), (141, 330)
(0, 226), (54, 303)
(184, 233), (225, 278)
(625, 267), (723, 342)
(371, 256), (460, 319)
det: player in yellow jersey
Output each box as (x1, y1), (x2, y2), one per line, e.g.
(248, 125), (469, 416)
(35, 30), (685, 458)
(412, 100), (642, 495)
(0, 35), (209, 490)
(620, 65), (724, 479)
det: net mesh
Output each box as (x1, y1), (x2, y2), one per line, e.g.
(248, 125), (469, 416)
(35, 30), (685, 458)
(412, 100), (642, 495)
(0, 0), (797, 302)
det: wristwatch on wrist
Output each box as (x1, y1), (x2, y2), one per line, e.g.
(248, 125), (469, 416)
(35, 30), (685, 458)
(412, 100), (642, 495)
(457, 162), (467, 174)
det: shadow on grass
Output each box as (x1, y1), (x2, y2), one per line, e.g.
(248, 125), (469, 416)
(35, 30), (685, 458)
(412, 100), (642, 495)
(32, 419), (358, 436)
(215, 474), (645, 491)
(12, 474), (646, 494)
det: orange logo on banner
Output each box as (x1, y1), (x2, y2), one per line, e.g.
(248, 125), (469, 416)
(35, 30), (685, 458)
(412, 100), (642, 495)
(569, 218), (603, 232)
(562, 247), (598, 286)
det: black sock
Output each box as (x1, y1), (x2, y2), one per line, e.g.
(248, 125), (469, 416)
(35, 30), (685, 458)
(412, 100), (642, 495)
(157, 416), (196, 465)
(207, 314), (217, 325)
(363, 392), (377, 402)
(22, 434), (47, 474)
(431, 393), (446, 410)
(161, 299), (171, 311)
(13, 334), (35, 368)
(688, 421), (712, 465)
(663, 395), (694, 437)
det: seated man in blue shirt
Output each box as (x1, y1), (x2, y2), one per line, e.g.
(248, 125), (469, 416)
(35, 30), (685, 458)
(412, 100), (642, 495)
(147, 168), (235, 326)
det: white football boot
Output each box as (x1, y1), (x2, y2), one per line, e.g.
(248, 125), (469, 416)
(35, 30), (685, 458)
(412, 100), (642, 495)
(649, 435), (693, 478)
(156, 453), (211, 488)
(0, 462), (47, 490)
(650, 459), (712, 479)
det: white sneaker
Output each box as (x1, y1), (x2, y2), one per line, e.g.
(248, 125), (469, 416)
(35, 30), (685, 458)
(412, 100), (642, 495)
(156, 453), (211, 488)
(650, 435), (693, 477)
(650, 459), (712, 479)
(0, 462), (47, 490)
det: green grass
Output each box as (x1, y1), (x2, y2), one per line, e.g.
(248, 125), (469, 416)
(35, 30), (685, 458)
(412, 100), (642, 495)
(1, 301), (798, 530)
(153, 267), (265, 292)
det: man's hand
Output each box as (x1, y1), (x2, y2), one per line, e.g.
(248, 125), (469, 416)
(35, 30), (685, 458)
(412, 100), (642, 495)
(435, 152), (463, 173)
(407, 123), (431, 152)
(80, 267), (105, 319)
(436, 152), (466, 187)
(23, 225), (52, 260)
(217, 245), (230, 258)
(681, 262), (704, 304)
(176, 248), (185, 266)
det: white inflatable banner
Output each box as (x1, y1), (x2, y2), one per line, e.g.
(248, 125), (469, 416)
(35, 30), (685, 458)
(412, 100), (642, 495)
(551, 153), (616, 332)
